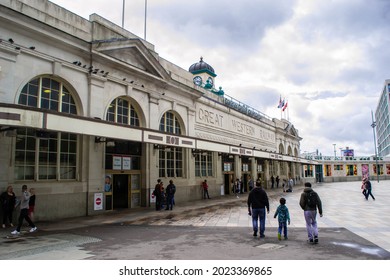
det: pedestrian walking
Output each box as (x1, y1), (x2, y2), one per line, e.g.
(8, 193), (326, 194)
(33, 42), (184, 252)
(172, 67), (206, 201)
(299, 182), (322, 244)
(363, 178), (375, 200)
(247, 180), (270, 238)
(361, 178), (367, 197)
(248, 176), (254, 192)
(1, 186), (16, 228)
(271, 175), (275, 189)
(276, 176), (280, 188)
(28, 188), (36, 221)
(11, 185), (37, 235)
(234, 179), (241, 198)
(273, 197), (290, 240)
(201, 180), (210, 199)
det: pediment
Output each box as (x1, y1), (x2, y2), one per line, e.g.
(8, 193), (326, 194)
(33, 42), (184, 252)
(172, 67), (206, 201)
(93, 39), (169, 79)
(284, 123), (299, 137)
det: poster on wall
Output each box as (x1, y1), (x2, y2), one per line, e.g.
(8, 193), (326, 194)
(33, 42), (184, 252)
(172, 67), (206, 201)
(387, 164), (390, 175)
(104, 175), (112, 192)
(122, 157), (131, 170)
(362, 164), (369, 178)
(113, 156), (122, 170)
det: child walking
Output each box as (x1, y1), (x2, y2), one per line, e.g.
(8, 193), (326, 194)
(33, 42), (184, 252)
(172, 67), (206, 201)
(274, 197), (290, 240)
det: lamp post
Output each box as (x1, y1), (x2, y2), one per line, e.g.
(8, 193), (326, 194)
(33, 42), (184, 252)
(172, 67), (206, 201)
(371, 110), (379, 183)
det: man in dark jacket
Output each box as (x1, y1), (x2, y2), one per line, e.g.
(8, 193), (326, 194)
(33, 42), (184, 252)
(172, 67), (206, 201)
(247, 180), (269, 238)
(165, 180), (176, 210)
(299, 182), (323, 243)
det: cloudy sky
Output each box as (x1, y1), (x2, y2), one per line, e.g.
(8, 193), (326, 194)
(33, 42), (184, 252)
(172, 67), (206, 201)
(50, 0), (390, 157)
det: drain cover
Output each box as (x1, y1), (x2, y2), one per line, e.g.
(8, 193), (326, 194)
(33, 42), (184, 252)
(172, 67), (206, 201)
(256, 243), (286, 250)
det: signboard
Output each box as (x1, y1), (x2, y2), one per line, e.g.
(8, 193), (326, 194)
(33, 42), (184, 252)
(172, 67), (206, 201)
(122, 157), (131, 170)
(342, 149), (354, 156)
(94, 193), (103, 211)
(113, 156), (122, 170)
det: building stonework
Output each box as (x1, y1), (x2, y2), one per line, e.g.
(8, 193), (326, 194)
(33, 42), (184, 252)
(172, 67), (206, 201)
(0, 1), (388, 221)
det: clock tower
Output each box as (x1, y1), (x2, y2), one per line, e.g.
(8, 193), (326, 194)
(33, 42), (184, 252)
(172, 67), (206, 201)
(189, 57), (217, 90)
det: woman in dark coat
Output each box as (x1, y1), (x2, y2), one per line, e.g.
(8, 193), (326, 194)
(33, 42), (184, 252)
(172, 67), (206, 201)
(1, 185), (16, 228)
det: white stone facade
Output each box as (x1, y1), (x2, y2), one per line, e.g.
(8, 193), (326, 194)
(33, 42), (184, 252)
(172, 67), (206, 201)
(0, 0), (304, 220)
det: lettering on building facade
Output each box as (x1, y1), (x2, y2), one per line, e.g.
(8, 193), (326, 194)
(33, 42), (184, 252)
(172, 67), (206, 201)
(197, 106), (276, 145)
(198, 108), (223, 127)
(231, 119), (255, 136)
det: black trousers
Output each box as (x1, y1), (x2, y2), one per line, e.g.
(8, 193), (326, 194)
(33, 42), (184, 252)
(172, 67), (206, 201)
(16, 208), (35, 232)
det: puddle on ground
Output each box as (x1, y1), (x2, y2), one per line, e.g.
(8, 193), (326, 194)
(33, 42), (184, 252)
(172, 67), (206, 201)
(331, 241), (383, 256)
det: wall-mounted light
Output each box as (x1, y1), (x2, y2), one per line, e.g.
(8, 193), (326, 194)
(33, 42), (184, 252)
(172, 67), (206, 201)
(95, 137), (115, 147)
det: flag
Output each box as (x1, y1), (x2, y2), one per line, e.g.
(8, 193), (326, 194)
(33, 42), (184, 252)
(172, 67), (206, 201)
(277, 97), (285, 108)
(282, 100), (288, 111)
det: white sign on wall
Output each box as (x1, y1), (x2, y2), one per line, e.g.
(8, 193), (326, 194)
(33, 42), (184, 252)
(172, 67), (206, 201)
(122, 156), (131, 170)
(94, 193), (103, 211)
(113, 156), (122, 170)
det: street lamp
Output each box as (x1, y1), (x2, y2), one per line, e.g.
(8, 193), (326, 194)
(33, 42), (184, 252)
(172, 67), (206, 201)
(371, 110), (379, 183)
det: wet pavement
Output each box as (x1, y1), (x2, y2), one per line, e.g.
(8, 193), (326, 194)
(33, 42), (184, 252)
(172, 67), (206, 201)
(0, 180), (389, 260)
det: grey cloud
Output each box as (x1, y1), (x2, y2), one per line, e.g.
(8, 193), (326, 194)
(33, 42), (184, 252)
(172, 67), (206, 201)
(295, 91), (348, 101)
(297, 0), (390, 42)
(149, 0), (296, 49)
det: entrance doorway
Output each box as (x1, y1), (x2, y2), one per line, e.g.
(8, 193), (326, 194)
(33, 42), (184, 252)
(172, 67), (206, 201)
(113, 174), (128, 208)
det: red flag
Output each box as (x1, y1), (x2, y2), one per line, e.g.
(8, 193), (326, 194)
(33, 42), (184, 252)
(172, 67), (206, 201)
(282, 101), (288, 111)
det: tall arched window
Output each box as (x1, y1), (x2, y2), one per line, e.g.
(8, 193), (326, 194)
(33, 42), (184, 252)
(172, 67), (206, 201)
(106, 97), (140, 126)
(105, 97), (142, 171)
(159, 111), (183, 178)
(16, 77), (78, 181)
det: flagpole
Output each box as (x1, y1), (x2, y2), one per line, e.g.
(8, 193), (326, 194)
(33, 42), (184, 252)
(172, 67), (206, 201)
(122, 0), (125, 28)
(287, 101), (290, 121)
(144, 0), (147, 40)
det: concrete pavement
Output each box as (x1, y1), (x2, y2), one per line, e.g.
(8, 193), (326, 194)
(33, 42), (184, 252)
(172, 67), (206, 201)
(1, 180), (389, 259)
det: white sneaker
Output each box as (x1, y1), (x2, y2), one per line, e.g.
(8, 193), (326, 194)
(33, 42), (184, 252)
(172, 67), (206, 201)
(29, 227), (37, 233)
(11, 230), (20, 235)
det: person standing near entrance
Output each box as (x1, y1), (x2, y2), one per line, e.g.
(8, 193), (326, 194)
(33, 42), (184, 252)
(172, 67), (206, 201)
(11, 185), (37, 235)
(247, 180), (270, 238)
(299, 182), (322, 244)
(201, 180), (210, 199)
(276, 176), (280, 188)
(271, 175), (275, 189)
(165, 180), (176, 210)
(1, 186), (16, 228)
(154, 179), (162, 211)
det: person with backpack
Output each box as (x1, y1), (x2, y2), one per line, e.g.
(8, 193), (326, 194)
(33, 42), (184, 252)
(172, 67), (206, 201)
(274, 197), (291, 240)
(299, 182), (322, 244)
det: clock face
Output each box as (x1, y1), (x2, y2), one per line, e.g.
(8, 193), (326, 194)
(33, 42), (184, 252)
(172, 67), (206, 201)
(207, 77), (213, 86)
(193, 76), (202, 86)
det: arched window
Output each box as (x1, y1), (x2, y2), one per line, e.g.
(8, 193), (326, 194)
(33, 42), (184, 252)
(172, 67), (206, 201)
(159, 111), (183, 178)
(105, 97), (142, 172)
(15, 77), (78, 181)
(106, 97), (140, 126)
